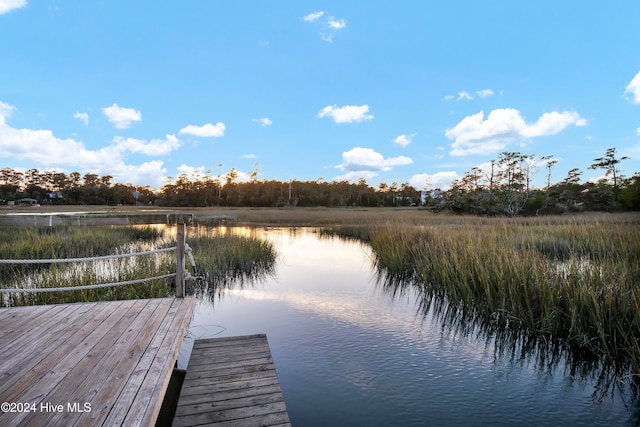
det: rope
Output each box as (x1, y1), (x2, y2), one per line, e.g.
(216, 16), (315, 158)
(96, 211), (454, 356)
(0, 272), (177, 293)
(0, 247), (177, 265)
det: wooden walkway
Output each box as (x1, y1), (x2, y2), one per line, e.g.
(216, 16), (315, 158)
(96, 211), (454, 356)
(0, 297), (196, 427)
(173, 334), (291, 427)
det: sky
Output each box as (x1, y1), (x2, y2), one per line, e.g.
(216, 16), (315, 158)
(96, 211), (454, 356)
(1, 1), (639, 191)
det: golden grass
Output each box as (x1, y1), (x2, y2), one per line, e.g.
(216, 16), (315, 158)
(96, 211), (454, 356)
(333, 213), (640, 371)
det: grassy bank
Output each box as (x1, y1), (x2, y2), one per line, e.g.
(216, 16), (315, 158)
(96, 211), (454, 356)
(0, 224), (277, 306)
(187, 225), (276, 289)
(329, 214), (640, 370)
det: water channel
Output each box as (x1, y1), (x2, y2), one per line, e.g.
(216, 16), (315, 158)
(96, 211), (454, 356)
(179, 226), (635, 426)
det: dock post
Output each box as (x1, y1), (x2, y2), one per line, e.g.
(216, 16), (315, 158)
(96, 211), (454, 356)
(175, 223), (185, 298)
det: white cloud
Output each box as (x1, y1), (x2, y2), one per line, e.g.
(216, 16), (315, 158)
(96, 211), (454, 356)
(177, 164), (206, 178)
(625, 71), (640, 104)
(0, 101), (170, 187)
(476, 89), (494, 98)
(179, 122), (226, 137)
(445, 108), (587, 156)
(111, 161), (167, 188)
(0, 0), (26, 14)
(252, 117), (272, 127)
(304, 11), (346, 42)
(74, 112), (89, 125)
(457, 91), (473, 101)
(242, 154), (257, 159)
(337, 147), (413, 173)
(333, 170), (379, 182)
(303, 11), (324, 22)
(111, 134), (181, 156)
(321, 16), (346, 42)
(446, 89), (494, 101)
(637, 127), (640, 136)
(409, 171), (459, 191)
(327, 17), (346, 30)
(521, 111), (586, 138)
(393, 133), (417, 147)
(102, 103), (141, 129)
(0, 101), (15, 124)
(318, 104), (373, 123)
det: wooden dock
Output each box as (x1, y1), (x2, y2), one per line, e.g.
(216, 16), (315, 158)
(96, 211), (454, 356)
(0, 297), (196, 427)
(173, 334), (291, 427)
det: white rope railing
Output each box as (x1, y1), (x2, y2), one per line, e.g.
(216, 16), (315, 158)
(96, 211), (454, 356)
(0, 246), (177, 264)
(0, 243), (186, 295)
(0, 273), (177, 293)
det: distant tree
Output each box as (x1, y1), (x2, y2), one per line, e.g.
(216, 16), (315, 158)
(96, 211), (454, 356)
(588, 147), (629, 201)
(542, 156), (557, 190)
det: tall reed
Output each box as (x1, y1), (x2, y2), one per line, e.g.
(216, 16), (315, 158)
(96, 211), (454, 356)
(1, 226), (173, 306)
(330, 214), (640, 371)
(186, 225), (277, 290)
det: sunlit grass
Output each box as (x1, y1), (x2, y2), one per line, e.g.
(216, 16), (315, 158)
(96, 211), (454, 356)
(0, 224), (277, 306)
(327, 213), (640, 371)
(186, 225), (277, 289)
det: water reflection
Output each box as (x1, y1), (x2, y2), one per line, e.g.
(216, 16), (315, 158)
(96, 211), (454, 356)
(372, 247), (640, 414)
(185, 226), (637, 426)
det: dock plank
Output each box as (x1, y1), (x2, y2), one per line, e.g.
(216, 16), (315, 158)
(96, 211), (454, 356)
(0, 297), (195, 427)
(173, 334), (290, 427)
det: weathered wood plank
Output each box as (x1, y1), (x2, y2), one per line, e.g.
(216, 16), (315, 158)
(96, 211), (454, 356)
(0, 302), (89, 356)
(0, 300), (122, 398)
(39, 298), (167, 427)
(176, 392), (285, 417)
(173, 334), (290, 427)
(181, 365), (278, 386)
(103, 296), (195, 427)
(174, 401), (289, 426)
(176, 412), (291, 427)
(120, 296), (196, 426)
(1, 299), (149, 426)
(176, 384), (285, 407)
(0, 303), (51, 332)
(0, 297), (195, 427)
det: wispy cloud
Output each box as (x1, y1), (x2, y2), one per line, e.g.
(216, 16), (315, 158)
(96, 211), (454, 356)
(102, 103), (141, 129)
(445, 108), (587, 156)
(74, 112), (89, 125)
(393, 133), (417, 147)
(252, 117), (272, 127)
(446, 88), (495, 101)
(304, 11), (346, 42)
(457, 91), (473, 101)
(179, 122), (225, 137)
(624, 71), (640, 104)
(303, 11), (324, 22)
(0, 0), (26, 15)
(476, 89), (494, 98)
(318, 104), (373, 123)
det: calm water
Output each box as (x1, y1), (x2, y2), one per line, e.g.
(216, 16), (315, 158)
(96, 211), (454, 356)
(179, 227), (635, 427)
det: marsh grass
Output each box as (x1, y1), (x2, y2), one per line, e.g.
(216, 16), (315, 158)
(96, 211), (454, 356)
(0, 226), (174, 306)
(328, 213), (640, 372)
(185, 225), (276, 295)
(1, 224), (277, 307)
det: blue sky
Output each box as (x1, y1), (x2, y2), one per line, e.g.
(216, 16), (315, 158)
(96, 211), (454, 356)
(1, 1), (639, 190)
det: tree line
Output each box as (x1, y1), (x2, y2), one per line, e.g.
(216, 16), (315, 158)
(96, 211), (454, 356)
(1, 148), (638, 215)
